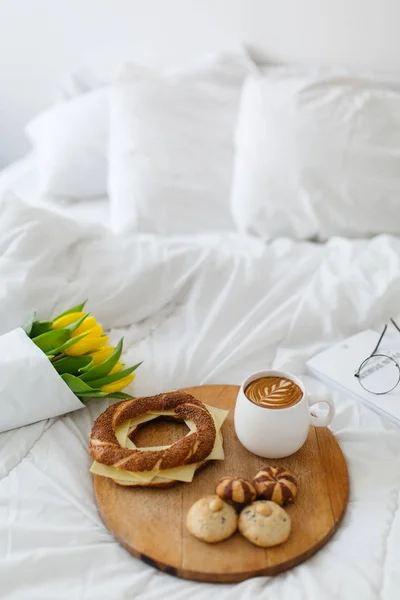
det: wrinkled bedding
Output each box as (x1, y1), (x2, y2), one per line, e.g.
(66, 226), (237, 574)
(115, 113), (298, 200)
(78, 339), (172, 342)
(1, 196), (400, 600)
(0, 156), (109, 227)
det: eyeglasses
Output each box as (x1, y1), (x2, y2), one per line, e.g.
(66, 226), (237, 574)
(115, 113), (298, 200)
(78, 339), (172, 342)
(354, 318), (400, 395)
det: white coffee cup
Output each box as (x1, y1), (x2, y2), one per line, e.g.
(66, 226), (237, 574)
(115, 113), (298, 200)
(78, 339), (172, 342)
(234, 370), (335, 458)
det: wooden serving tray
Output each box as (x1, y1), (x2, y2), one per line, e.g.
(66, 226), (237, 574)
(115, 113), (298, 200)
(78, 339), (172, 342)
(93, 385), (349, 583)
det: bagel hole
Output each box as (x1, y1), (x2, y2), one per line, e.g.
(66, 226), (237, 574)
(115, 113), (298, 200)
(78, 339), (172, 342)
(129, 416), (191, 448)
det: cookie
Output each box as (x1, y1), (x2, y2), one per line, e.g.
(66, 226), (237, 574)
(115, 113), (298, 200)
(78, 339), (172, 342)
(238, 500), (291, 548)
(253, 466), (298, 506)
(216, 477), (257, 505)
(186, 495), (238, 543)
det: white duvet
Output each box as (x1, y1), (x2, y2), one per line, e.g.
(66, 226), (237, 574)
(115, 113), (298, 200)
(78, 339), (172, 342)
(2, 196), (400, 600)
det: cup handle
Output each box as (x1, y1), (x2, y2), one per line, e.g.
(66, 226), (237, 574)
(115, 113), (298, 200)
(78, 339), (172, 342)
(308, 392), (335, 428)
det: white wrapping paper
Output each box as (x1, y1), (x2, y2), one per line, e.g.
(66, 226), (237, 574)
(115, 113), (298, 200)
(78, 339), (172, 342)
(0, 327), (85, 432)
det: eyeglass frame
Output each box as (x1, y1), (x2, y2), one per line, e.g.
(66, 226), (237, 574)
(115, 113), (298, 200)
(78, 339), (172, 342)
(354, 318), (400, 395)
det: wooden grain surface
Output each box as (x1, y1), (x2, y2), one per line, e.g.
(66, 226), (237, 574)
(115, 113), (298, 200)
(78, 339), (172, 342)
(94, 384), (349, 583)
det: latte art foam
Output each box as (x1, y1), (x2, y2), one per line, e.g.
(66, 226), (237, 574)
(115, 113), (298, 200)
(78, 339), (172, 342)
(245, 376), (303, 409)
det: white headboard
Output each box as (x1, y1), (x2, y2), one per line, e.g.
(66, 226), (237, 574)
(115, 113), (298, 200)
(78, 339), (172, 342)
(1, 0), (400, 167)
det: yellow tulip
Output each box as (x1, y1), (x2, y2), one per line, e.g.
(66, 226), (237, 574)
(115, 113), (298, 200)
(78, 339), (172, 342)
(71, 324), (103, 338)
(51, 312), (86, 329)
(101, 373), (135, 394)
(110, 361), (123, 374)
(65, 335), (109, 356)
(89, 346), (115, 366)
(72, 316), (97, 336)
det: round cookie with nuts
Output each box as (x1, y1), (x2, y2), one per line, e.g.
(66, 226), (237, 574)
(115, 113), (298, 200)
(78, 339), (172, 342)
(239, 500), (291, 548)
(186, 495), (238, 543)
(215, 477), (256, 506)
(253, 466), (298, 506)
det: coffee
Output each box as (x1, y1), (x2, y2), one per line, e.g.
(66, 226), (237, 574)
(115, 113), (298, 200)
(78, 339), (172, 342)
(244, 376), (302, 409)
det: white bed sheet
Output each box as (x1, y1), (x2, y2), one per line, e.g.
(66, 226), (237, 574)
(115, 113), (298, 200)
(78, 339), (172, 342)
(1, 195), (400, 599)
(0, 154), (109, 226)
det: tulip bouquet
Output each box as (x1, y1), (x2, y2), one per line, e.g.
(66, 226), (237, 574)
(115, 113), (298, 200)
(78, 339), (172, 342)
(23, 301), (141, 402)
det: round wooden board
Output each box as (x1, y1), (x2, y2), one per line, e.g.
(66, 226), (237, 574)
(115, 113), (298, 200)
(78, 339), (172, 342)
(94, 385), (349, 583)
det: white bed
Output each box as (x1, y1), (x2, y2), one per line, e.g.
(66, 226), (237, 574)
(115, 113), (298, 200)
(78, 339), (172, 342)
(0, 154), (109, 227)
(3, 1), (400, 595)
(2, 154), (400, 600)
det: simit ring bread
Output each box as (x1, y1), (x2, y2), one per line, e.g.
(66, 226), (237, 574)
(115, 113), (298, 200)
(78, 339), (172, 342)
(90, 391), (216, 472)
(253, 466), (298, 506)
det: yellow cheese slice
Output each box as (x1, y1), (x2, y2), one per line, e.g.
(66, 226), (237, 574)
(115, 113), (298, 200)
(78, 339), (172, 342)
(92, 403), (229, 484)
(90, 462), (153, 484)
(140, 463), (197, 483)
(206, 430), (223, 460)
(90, 460), (198, 483)
(186, 419), (196, 433)
(114, 413), (158, 447)
(203, 406), (227, 461)
(206, 404), (229, 432)
(114, 419), (131, 447)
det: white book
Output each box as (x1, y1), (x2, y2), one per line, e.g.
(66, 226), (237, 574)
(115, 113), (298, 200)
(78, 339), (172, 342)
(307, 330), (400, 425)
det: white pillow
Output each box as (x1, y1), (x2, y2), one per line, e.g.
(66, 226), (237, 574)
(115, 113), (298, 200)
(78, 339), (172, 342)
(57, 68), (108, 100)
(109, 50), (256, 234)
(232, 69), (400, 240)
(26, 88), (109, 198)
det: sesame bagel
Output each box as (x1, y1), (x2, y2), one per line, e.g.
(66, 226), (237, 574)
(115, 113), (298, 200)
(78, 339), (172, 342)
(89, 391), (217, 472)
(109, 433), (223, 487)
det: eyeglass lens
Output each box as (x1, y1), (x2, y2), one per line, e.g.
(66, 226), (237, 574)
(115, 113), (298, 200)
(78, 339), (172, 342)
(358, 354), (400, 394)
